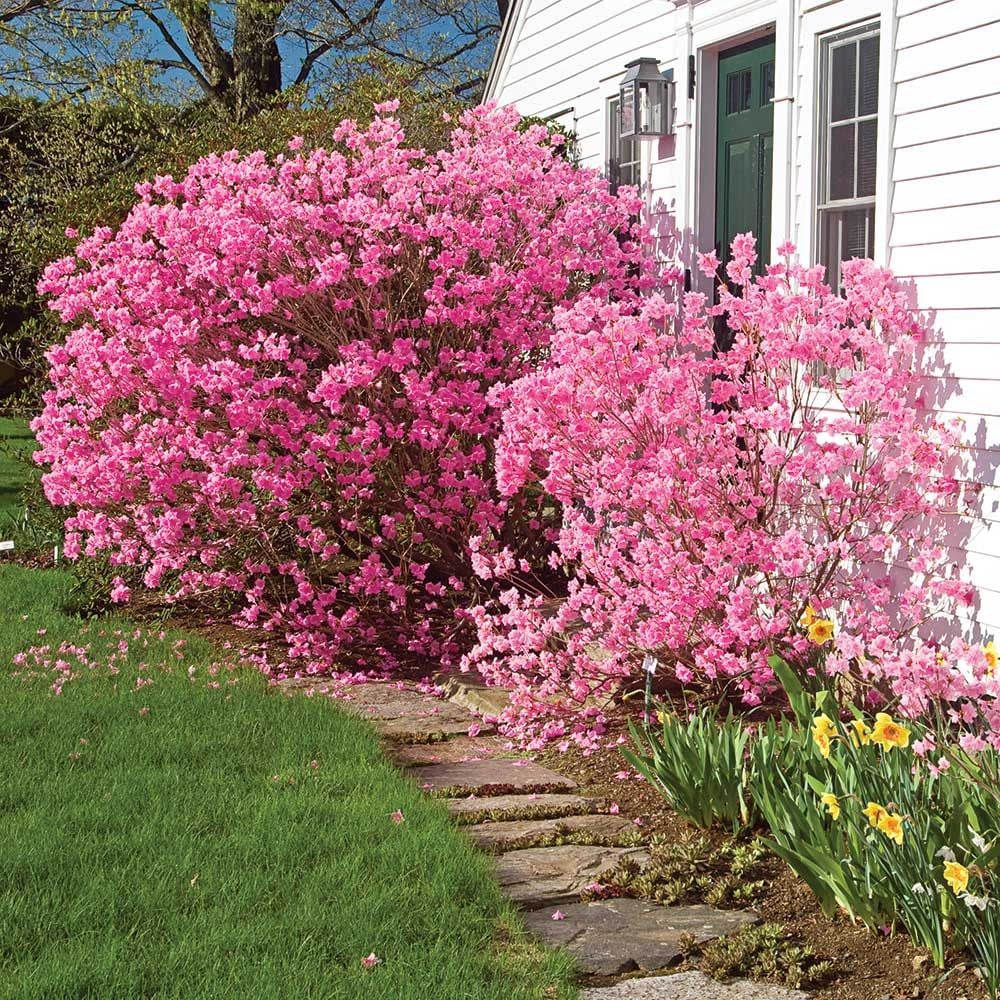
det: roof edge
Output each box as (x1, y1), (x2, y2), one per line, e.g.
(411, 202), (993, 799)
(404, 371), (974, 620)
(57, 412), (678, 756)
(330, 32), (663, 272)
(483, 0), (523, 102)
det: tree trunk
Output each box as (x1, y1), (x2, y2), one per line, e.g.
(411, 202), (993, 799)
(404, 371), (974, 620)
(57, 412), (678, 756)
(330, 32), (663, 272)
(232, 1), (284, 120)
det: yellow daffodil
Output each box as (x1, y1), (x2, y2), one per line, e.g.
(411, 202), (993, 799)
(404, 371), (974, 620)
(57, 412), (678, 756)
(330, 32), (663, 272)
(849, 719), (872, 747)
(863, 801), (888, 828)
(799, 604), (818, 627)
(808, 618), (835, 645)
(870, 712), (911, 752)
(813, 714), (837, 739)
(944, 860), (970, 894)
(811, 714), (836, 758)
(820, 792), (841, 820)
(984, 641), (997, 675)
(878, 812), (906, 846)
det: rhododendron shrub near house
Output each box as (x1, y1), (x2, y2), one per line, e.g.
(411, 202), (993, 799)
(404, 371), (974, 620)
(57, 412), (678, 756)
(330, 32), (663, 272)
(466, 237), (976, 740)
(33, 103), (647, 673)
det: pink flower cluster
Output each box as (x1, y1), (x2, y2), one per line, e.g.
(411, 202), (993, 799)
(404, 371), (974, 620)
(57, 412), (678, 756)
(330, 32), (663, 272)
(464, 237), (977, 738)
(34, 104), (645, 675)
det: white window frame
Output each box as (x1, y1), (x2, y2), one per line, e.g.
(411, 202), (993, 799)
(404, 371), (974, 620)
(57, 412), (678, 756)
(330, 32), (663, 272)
(815, 20), (881, 290)
(606, 95), (641, 193)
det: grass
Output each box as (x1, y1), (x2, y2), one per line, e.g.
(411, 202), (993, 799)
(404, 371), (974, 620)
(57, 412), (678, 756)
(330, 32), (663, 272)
(0, 563), (578, 1000)
(0, 415), (35, 519)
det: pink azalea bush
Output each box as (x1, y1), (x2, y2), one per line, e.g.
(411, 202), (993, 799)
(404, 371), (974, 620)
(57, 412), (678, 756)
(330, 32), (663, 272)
(465, 236), (978, 743)
(33, 103), (646, 675)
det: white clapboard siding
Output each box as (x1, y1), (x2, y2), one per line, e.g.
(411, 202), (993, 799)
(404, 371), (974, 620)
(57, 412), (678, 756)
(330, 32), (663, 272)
(895, 0), (1000, 49)
(922, 341), (1000, 379)
(890, 203), (1000, 246)
(894, 93), (1000, 148)
(916, 310), (1000, 344)
(893, 130), (1000, 182)
(891, 238), (1000, 277)
(892, 166), (1000, 214)
(894, 57), (1000, 116)
(895, 19), (1000, 82)
(896, 0), (952, 15)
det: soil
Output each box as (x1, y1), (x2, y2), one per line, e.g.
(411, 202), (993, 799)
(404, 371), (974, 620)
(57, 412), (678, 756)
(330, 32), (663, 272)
(537, 718), (987, 1000)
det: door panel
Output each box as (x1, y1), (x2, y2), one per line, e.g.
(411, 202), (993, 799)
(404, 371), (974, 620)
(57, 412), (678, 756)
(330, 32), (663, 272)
(716, 36), (776, 272)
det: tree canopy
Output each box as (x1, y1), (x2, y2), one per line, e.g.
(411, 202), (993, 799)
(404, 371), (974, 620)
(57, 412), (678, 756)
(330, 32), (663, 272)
(0, 0), (503, 118)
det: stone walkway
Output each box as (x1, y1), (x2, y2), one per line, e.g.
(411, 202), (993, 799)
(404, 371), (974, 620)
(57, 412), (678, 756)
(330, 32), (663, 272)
(278, 674), (809, 999)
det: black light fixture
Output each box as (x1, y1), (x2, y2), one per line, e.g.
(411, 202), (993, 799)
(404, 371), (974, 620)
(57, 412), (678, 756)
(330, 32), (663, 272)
(619, 58), (674, 140)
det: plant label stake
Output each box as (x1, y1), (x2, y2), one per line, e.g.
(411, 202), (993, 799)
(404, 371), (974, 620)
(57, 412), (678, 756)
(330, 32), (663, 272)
(642, 654), (658, 728)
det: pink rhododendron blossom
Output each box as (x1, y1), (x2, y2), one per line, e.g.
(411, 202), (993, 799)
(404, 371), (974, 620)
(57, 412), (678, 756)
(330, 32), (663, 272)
(34, 104), (647, 681)
(465, 238), (978, 739)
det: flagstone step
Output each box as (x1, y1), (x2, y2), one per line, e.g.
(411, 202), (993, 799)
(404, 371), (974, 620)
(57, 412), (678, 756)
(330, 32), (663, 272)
(580, 971), (809, 999)
(434, 669), (511, 717)
(277, 680), (483, 742)
(391, 736), (506, 766)
(445, 792), (599, 822)
(410, 759), (577, 795)
(523, 900), (759, 976)
(495, 845), (650, 909)
(465, 813), (637, 850)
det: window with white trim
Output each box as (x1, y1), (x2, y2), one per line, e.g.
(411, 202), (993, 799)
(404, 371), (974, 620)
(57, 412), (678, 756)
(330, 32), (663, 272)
(817, 22), (880, 291)
(607, 96), (640, 192)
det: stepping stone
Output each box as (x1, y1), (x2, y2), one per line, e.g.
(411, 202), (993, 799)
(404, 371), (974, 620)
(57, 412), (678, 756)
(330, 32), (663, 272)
(445, 792), (598, 822)
(410, 759), (576, 794)
(391, 736), (505, 766)
(330, 683), (481, 742)
(580, 971), (809, 999)
(466, 813), (637, 849)
(495, 845), (649, 909)
(523, 900), (759, 976)
(434, 669), (511, 717)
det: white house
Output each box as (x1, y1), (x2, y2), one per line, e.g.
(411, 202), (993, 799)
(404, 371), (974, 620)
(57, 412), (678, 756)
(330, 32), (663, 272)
(485, 0), (1000, 642)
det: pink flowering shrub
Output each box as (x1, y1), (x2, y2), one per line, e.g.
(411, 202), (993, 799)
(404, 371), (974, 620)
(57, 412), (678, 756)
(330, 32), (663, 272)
(466, 237), (977, 742)
(33, 103), (646, 674)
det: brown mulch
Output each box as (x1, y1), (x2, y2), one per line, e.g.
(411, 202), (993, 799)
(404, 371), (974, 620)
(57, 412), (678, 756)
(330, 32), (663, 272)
(537, 721), (987, 1000)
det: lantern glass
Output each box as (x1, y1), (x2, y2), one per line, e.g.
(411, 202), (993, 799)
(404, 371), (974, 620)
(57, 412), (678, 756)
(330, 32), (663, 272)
(618, 58), (672, 140)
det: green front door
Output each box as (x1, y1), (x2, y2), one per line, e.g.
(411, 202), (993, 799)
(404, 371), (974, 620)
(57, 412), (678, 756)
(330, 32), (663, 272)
(716, 36), (775, 271)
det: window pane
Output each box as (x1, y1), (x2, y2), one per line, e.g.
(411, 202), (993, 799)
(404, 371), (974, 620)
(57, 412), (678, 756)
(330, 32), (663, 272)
(830, 42), (857, 121)
(761, 60), (775, 105)
(857, 118), (878, 197)
(727, 69), (752, 114)
(842, 206), (873, 259)
(829, 123), (856, 200)
(820, 205), (875, 290)
(858, 35), (880, 116)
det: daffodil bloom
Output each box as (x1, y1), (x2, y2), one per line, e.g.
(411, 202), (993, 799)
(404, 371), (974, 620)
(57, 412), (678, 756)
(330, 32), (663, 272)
(808, 618), (835, 645)
(799, 604), (818, 627)
(944, 860), (970, 894)
(812, 714), (837, 739)
(870, 712), (911, 752)
(813, 730), (831, 758)
(849, 719), (872, 746)
(863, 801), (888, 828)
(878, 812), (905, 845)
(820, 792), (840, 820)
(811, 715), (837, 757)
(984, 641), (998, 675)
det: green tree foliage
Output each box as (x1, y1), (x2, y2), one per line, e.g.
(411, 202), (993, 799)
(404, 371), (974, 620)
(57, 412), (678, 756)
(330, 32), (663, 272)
(0, 72), (463, 404)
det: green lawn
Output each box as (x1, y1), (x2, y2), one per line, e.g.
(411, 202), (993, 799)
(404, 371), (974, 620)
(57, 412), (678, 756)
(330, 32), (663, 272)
(0, 563), (577, 1000)
(0, 415), (35, 518)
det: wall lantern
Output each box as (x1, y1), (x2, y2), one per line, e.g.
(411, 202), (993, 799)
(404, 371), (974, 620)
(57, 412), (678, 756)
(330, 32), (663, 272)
(618, 58), (673, 139)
